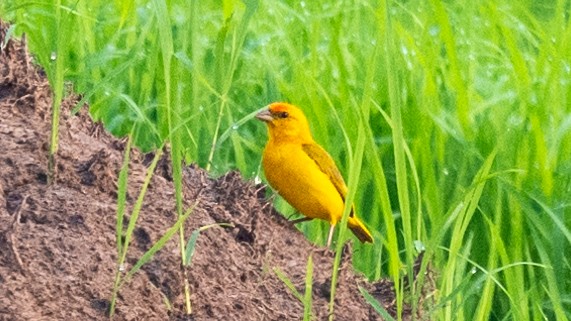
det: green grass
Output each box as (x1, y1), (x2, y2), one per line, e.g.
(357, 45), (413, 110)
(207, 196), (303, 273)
(273, 253), (314, 320)
(2, 0), (571, 320)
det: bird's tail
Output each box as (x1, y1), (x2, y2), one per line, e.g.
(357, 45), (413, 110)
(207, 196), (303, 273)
(347, 216), (373, 243)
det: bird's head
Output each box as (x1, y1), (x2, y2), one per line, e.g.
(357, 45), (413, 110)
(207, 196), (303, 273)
(256, 102), (313, 143)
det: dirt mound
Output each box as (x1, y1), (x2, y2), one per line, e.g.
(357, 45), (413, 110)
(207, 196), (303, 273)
(0, 22), (398, 320)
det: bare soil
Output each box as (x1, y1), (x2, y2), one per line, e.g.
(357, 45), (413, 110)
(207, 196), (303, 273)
(0, 22), (403, 321)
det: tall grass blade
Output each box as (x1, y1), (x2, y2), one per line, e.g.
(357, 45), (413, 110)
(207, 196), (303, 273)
(110, 146), (163, 316)
(273, 267), (304, 302)
(359, 286), (396, 321)
(115, 133), (132, 262)
(125, 199), (201, 281)
(303, 254), (313, 321)
(47, 0), (70, 183)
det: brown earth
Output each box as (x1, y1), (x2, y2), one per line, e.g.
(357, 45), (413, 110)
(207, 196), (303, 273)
(0, 22), (404, 321)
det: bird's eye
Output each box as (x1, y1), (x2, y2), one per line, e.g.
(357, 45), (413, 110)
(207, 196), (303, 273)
(279, 111), (289, 118)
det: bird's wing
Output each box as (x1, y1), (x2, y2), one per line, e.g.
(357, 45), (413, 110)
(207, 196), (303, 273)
(302, 143), (372, 243)
(301, 143), (349, 201)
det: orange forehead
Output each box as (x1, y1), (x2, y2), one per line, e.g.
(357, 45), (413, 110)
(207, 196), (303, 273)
(268, 102), (308, 119)
(268, 102), (295, 113)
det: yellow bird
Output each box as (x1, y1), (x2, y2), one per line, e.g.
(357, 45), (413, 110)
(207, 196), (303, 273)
(256, 102), (373, 247)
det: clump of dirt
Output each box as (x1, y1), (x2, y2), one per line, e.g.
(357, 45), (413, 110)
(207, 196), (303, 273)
(0, 21), (405, 320)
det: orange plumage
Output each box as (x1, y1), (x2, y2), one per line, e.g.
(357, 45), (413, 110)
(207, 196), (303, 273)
(256, 102), (373, 246)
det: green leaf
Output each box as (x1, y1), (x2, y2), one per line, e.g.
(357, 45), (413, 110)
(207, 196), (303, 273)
(358, 286), (396, 321)
(184, 223), (234, 266)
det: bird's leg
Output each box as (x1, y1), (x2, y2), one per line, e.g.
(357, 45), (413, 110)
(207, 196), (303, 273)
(326, 224), (336, 247)
(289, 217), (313, 225)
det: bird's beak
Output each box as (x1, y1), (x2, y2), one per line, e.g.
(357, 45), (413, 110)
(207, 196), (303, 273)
(255, 109), (273, 123)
